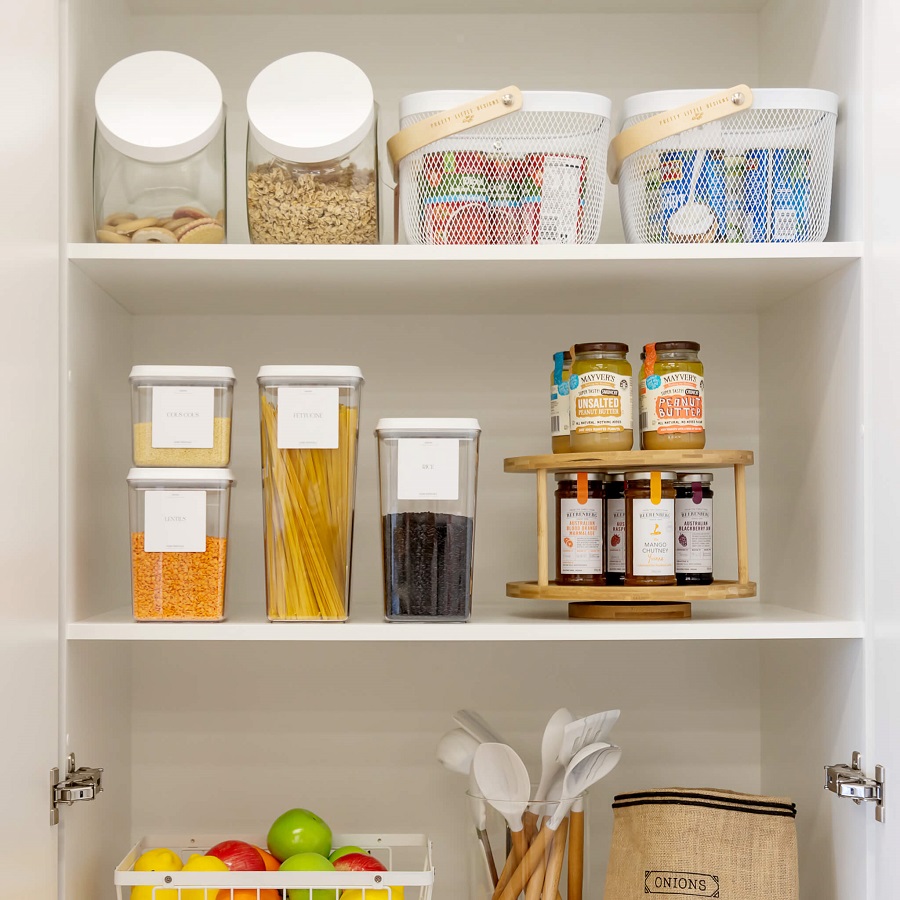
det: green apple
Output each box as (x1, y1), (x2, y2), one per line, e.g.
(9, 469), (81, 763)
(280, 851), (337, 900)
(267, 808), (333, 861)
(328, 846), (369, 864)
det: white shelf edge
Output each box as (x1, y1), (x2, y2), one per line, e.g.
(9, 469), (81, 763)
(66, 601), (865, 642)
(67, 241), (864, 264)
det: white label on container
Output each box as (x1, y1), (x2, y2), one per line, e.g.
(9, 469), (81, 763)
(144, 490), (207, 553)
(550, 380), (570, 438)
(538, 155), (585, 244)
(676, 496), (714, 574)
(560, 497), (603, 574)
(631, 498), (675, 577)
(277, 387), (339, 449)
(606, 497), (626, 573)
(151, 386), (214, 449)
(397, 438), (459, 501)
(571, 372), (632, 435)
(639, 370), (704, 436)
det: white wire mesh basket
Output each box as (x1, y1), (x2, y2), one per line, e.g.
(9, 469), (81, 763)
(115, 833), (434, 900)
(611, 86), (838, 244)
(390, 88), (612, 245)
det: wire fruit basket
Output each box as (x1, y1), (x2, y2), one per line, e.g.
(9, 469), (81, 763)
(389, 87), (612, 245)
(609, 85), (838, 244)
(115, 833), (434, 899)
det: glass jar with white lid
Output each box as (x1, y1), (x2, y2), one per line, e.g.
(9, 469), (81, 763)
(246, 52), (378, 245)
(93, 52), (226, 245)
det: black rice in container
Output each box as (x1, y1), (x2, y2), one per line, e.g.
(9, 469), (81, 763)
(376, 418), (481, 622)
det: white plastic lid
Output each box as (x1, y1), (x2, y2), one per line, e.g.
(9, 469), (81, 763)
(257, 365), (364, 383)
(247, 53), (375, 164)
(129, 365), (235, 383)
(376, 418), (481, 433)
(400, 90), (612, 121)
(127, 468), (235, 483)
(95, 52), (224, 164)
(622, 88), (839, 121)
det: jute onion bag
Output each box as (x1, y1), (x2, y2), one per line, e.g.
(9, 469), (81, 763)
(603, 787), (798, 900)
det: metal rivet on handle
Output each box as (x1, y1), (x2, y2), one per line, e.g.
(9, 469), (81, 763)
(375, 876), (383, 884)
(164, 876), (173, 884)
(731, 92), (745, 106)
(502, 94), (514, 106)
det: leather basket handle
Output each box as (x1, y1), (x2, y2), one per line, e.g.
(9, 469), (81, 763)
(608, 84), (754, 184)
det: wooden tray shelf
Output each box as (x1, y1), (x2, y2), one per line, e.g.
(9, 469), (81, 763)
(504, 450), (756, 620)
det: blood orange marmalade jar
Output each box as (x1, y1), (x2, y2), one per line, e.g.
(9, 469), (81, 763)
(639, 341), (705, 450)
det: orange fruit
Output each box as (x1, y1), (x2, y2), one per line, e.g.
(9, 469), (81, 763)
(253, 845), (282, 871)
(216, 891), (280, 900)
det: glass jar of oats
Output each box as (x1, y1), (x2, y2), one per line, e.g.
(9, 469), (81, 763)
(246, 52), (378, 245)
(639, 341), (705, 450)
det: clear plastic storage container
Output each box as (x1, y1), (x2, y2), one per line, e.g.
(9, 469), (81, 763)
(258, 366), (364, 621)
(127, 468), (234, 622)
(376, 418), (481, 622)
(93, 52), (226, 245)
(246, 52), (378, 245)
(130, 366), (235, 467)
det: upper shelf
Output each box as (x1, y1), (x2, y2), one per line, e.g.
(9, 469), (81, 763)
(68, 243), (862, 316)
(505, 449), (754, 473)
(128, 0), (766, 14)
(66, 600), (862, 641)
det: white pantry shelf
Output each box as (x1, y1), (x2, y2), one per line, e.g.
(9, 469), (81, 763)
(66, 601), (864, 641)
(68, 242), (862, 315)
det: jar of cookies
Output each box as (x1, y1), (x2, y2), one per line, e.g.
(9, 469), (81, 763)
(246, 52), (378, 245)
(93, 52), (226, 245)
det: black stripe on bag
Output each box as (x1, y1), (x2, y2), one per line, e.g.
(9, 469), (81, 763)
(614, 790), (796, 813)
(611, 798), (797, 818)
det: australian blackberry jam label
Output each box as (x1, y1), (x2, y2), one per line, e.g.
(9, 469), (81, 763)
(676, 496), (713, 574)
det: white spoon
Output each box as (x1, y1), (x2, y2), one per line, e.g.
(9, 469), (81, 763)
(558, 708), (620, 766)
(473, 743), (531, 900)
(454, 709), (506, 744)
(535, 708), (575, 803)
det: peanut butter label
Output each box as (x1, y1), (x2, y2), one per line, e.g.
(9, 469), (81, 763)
(570, 371), (632, 434)
(640, 370), (704, 435)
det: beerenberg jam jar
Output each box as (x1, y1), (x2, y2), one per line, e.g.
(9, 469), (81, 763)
(555, 472), (606, 586)
(625, 471), (676, 586)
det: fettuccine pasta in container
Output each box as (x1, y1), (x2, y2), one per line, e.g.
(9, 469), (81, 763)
(257, 366), (364, 621)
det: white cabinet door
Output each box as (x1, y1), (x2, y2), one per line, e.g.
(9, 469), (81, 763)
(0, 0), (60, 894)
(867, 0), (900, 895)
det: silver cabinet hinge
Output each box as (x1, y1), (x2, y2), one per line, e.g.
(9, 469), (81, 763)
(824, 751), (885, 823)
(50, 753), (104, 825)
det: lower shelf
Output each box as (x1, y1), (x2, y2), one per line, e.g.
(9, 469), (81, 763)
(506, 580), (758, 601)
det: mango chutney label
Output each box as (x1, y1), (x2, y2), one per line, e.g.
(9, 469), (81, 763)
(570, 371), (632, 435)
(640, 370), (704, 435)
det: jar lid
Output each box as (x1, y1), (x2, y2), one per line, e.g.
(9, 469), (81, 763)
(257, 365), (364, 384)
(641, 341), (700, 356)
(95, 52), (224, 164)
(376, 418), (481, 433)
(626, 471), (678, 481)
(604, 470), (628, 480)
(247, 52), (375, 164)
(129, 365), (235, 383)
(127, 467), (235, 483)
(554, 350), (572, 361)
(555, 472), (605, 482)
(677, 473), (714, 483)
(573, 342), (629, 354)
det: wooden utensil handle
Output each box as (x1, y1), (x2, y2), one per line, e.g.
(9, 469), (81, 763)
(493, 828), (528, 900)
(524, 810), (538, 845)
(567, 809), (585, 900)
(542, 817), (569, 900)
(497, 825), (555, 900)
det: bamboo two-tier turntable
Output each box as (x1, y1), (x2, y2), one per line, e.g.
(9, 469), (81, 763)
(504, 450), (756, 619)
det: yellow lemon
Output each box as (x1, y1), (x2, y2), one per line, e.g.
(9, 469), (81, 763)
(179, 854), (230, 900)
(134, 848), (183, 873)
(341, 889), (404, 900)
(132, 888), (178, 900)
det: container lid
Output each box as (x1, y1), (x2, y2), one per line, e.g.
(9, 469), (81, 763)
(626, 471), (678, 481)
(247, 52), (375, 164)
(622, 87), (839, 121)
(400, 90), (612, 120)
(677, 473), (714, 483)
(95, 52), (224, 164)
(257, 365), (364, 383)
(555, 472), (605, 482)
(127, 468), (235, 483)
(376, 417), (481, 433)
(129, 365), (235, 383)
(574, 342), (629, 354)
(641, 341), (700, 356)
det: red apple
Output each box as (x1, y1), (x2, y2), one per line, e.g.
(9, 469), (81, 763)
(333, 853), (387, 873)
(206, 840), (266, 871)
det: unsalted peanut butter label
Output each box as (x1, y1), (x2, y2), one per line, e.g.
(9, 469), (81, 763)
(570, 371), (632, 435)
